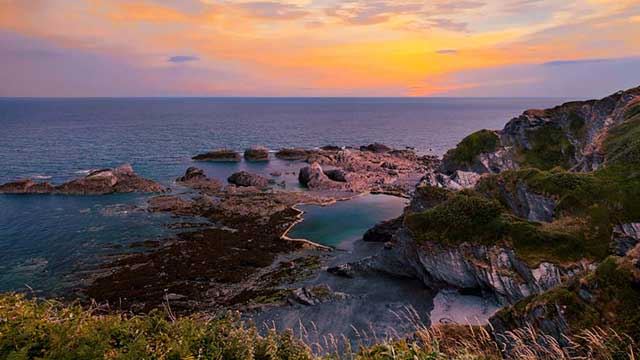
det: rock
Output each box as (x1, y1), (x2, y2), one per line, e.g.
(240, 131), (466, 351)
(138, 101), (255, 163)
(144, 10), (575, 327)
(227, 171), (269, 188)
(0, 165), (165, 195)
(0, 179), (55, 194)
(298, 162), (344, 190)
(55, 165), (165, 195)
(611, 223), (640, 256)
(192, 149), (241, 162)
(320, 145), (342, 151)
(176, 167), (222, 194)
(275, 148), (309, 160)
(288, 284), (348, 306)
(346, 229), (591, 305)
(324, 169), (348, 182)
(177, 167), (207, 182)
(363, 216), (403, 242)
(148, 195), (193, 213)
(270, 171), (282, 177)
(244, 146), (269, 161)
(360, 143), (392, 153)
(327, 264), (356, 278)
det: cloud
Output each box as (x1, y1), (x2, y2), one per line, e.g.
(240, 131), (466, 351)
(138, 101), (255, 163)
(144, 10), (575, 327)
(544, 58), (610, 66)
(431, 57), (640, 97)
(168, 55), (199, 63)
(436, 49), (458, 55)
(234, 1), (309, 20)
(435, 1), (485, 13)
(325, 1), (424, 25)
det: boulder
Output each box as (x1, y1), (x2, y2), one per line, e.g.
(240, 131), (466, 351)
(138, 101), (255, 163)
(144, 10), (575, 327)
(324, 169), (348, 182)
(298, 162), (337, 189)
(363, 216), (403, 242)
(320, 145), (342, 151)
(192, 149), (241, 162)
(227, 171), (269, 188)
(360, 143), (392, 153)
(244, 146), (269, 161)
(275, 148), (309, 160)
(176, 167), (222, 194)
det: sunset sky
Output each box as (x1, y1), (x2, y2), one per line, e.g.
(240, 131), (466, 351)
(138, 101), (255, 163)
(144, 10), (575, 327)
(1, 0), (639, 97)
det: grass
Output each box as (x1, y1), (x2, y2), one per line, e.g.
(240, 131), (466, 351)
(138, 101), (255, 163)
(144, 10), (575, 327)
(1, 293), (636, 360)
(405, 191), (601, 265)
(0, 294), (311, 360)
(443, 130), (500, 170)
(494, 256), (640, 355)
(518, 123), (576, 170)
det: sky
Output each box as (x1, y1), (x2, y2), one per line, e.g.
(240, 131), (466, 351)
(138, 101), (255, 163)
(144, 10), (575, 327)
(0, 0), (639, 97)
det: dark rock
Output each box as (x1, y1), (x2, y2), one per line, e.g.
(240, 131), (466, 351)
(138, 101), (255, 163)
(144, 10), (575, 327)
(54, 164), (166, 195)
(192, 149), (241, 162)
(298, 162), (344, 190)
(321, 145), (342, 151)
(244, 146), (269, 161)
(325, 169), (348, 182)
(176, 167), (222, 194)
(363, 216), (403, 242)
(228, 171), (269, 188)
(0, 179), (55, 194)
(177, 167), (207, 182)
(327, 264), (355, 278)
(0, 164), (166, 195)
(288, 284), (348, 306)
(611, 223), (640, 256)
(360, 143), (392, 153)
(275, 148), (309, 160)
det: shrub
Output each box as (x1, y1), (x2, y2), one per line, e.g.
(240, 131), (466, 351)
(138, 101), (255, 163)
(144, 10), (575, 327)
(444, 130), (500, 168)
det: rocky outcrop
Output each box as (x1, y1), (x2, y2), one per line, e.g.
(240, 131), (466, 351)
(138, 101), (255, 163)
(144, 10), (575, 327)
(176, 167), (222, 194)
(298, 163), (346, 190)
(0, 179), (55, 194)
(324, 169), (348, 182)
(360, 143), (391, 153)
(340, 229), (590, 305)
(611, 223), (640, 256)
(0, 165), (166, 195)
(244, 146), (269, 161)
(439, 86), (640, 178)
(362, 216), (403, 243)
(227, 171), (269, 188)
(288, 284), (349, 306)
(275, 148), (310, 160)
(192, 149), (241, 162)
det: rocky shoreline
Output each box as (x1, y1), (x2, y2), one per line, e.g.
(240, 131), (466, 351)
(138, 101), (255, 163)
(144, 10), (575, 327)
(33, 144), (434, 313)
(3, 86), (640, 355)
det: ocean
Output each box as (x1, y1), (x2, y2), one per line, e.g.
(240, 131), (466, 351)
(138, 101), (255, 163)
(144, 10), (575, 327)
(0, 97), (565, 294)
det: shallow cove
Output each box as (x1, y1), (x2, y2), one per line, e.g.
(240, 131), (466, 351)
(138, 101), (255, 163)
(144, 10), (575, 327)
(287, 194), (408, 248)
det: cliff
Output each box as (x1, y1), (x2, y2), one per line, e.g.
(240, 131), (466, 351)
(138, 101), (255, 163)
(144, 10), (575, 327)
(333, 86), (640, 349)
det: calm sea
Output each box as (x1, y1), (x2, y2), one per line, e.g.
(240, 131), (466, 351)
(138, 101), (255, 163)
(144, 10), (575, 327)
(0, 97), (564, 294)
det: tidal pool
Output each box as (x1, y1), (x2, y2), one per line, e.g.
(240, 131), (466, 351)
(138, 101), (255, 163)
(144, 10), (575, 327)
(287, 194), (408, 248)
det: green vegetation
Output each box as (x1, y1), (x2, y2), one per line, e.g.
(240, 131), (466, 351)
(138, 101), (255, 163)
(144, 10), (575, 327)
(568, 111), (587, 141)
(405, 191), (601, 265)
(518, 123), (576, 170)
(604, 105), (640, 167)
(0, 294), (311, 360)
(1, 293), (635, 360)
(444, 130), (499, 169)
(496, 256), (640, 349)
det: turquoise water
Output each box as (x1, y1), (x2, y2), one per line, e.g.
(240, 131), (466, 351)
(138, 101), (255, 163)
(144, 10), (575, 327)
(288, 195), (408, 248)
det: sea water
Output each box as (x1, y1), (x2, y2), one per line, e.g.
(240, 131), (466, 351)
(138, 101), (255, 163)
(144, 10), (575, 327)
(0, 97), (565, 293)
